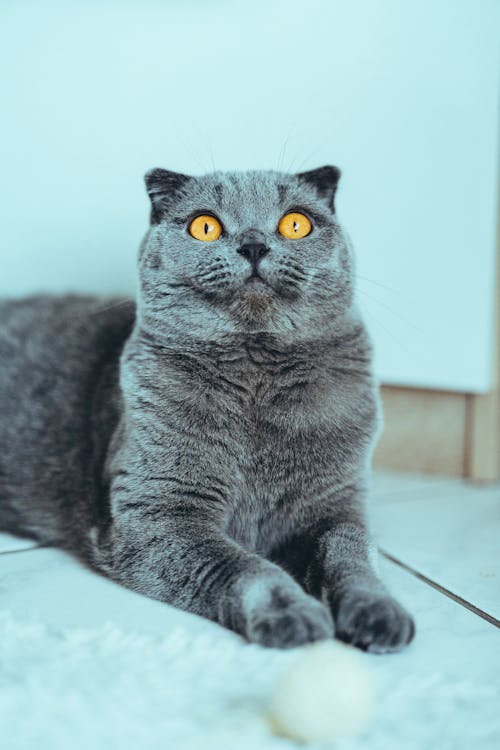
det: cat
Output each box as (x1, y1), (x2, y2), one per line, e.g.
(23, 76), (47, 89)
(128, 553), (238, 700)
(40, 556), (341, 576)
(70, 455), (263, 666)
(0, 166), (415, 652)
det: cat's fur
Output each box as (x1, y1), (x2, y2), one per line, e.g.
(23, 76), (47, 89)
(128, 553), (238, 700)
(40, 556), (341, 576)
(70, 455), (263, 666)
(0, 166), (414, 651)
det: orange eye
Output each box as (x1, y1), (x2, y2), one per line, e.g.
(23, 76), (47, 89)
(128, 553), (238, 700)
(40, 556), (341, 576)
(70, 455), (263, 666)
(189, 214), (223, 242)
(278, 212), (312, 240)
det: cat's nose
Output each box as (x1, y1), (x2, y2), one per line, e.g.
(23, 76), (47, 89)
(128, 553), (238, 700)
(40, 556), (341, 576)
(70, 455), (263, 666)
(237, 242), (270, 267)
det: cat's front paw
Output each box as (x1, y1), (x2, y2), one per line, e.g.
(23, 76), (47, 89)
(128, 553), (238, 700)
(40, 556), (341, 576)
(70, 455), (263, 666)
(246, 589), (334, 649)
(333, 590), (415, 654)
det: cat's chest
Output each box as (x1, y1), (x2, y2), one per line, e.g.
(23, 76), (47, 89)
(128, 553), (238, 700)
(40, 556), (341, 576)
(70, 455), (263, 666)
(215, 362), (341, 551)
(215, 347), (327, 420)
(133, 346), (373, 552)
(182, 347), (346, 470)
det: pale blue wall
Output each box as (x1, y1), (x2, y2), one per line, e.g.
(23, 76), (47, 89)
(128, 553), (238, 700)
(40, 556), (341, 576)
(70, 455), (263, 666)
(0, 0), (498, 391)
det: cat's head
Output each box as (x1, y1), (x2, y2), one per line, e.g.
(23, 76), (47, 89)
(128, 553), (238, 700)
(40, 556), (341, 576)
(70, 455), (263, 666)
(138, 167), (355, 343)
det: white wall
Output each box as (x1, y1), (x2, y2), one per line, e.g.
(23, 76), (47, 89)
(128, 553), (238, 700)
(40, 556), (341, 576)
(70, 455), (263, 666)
(0, 0), (498, 392)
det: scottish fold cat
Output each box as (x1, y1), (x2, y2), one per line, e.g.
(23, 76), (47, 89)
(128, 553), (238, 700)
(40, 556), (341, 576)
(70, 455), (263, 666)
(0, 166), (414, 651)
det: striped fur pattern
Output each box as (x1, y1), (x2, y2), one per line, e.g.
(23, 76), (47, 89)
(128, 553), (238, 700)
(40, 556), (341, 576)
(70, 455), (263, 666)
(0, 167), (414, 651)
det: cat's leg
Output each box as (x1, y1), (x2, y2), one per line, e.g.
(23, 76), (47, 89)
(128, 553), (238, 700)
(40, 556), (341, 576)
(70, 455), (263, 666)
(271, 497), (415, 653)
(93, 507), (333, 649)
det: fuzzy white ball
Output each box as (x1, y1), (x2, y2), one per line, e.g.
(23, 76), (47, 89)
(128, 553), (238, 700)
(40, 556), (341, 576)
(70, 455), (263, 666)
(268, 641), (375, 743)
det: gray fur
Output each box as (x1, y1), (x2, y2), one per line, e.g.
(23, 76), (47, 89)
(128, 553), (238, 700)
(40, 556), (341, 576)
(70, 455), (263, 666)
(0, 167), (414, 651)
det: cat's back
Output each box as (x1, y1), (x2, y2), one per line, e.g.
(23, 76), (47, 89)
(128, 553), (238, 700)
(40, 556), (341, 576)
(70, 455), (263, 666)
(0, 295), (135, 408)
(0, 295), (136, 542)
(1, 293), (134, 360)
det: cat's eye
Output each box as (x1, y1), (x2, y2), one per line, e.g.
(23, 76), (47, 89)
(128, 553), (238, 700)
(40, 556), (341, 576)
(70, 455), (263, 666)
(278, 212), (312, 240)
(189, 214), (223, 242)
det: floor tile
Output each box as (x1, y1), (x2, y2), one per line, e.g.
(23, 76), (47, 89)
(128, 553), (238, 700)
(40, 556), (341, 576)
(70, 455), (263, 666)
(369, 556), (500, 748)
(370, 480), (500, 619)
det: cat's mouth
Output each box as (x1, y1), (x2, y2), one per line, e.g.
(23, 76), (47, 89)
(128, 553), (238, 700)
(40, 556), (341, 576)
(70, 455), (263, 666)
(244, 271), (271, 288)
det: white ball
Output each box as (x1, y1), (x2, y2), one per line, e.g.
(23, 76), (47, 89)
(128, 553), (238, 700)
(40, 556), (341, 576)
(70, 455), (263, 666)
(268, 641), (375, 743)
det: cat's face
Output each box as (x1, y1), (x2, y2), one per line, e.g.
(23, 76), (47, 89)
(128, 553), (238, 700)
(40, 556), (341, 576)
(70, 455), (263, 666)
(138, 167), (355, 342)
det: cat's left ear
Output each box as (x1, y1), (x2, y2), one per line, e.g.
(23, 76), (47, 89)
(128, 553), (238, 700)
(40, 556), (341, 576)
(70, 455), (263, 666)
(144, 168), (192, 224)
(297, 165), (341, 212)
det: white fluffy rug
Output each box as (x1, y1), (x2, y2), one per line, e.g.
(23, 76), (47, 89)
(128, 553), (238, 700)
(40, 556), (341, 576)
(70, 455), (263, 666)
(1, 609), (499, 750)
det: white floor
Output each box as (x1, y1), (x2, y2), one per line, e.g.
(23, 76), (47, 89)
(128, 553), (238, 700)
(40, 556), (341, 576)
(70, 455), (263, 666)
(1, 472), (499, 750)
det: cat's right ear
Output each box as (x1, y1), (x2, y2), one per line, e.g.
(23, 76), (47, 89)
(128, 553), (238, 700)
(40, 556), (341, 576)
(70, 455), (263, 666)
(297, 165), (341, 212)
(144, 168), (191, 225)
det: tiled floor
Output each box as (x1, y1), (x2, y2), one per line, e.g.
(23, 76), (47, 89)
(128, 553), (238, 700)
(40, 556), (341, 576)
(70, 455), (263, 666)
(1, 471), (499, 749)
(370, 472), (500, 623)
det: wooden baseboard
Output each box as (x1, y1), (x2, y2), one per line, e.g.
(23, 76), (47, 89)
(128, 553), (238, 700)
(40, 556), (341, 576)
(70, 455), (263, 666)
(466, 167), (500, 482)
(373, 385), (499, 480)
(466, 390), (500, 481)
(373, 386), (469, 476)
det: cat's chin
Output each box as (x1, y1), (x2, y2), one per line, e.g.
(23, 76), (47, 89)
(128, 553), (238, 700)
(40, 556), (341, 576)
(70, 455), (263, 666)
(239, 277), (275, 301)
(228, 281), (278, 328)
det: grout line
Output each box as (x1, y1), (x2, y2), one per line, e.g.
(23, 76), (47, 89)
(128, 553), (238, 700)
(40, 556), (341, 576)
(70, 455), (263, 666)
(380, 548), (500, 629)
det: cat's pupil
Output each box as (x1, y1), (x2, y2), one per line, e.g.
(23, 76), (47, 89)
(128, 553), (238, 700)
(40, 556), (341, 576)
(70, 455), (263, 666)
(204, 222), (210, 235)
(293, 221), (299, 232)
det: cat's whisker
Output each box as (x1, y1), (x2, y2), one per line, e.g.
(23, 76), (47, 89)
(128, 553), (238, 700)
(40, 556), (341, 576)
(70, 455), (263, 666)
(292, 261), (327, 272)
(360, 306), (411, 353)
(284, 147), (306, 173)
(356, 274), (402, 297)
(208, 142), (217, 173)
(195, 265), (227, 278)
(355, 288), (424, 334)
(276, 130), (293, 172)
(176, 130), (210, 173)
(279, 270), (306, 284)
(88, 299), (131, 316)
(278, 281), (301, 292)
(289, 148), (322, 174)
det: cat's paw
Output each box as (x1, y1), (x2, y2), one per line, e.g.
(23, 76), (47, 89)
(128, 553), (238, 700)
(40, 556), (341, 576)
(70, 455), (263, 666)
(333, 590), (415, 654)
(246, 589), (334, 649)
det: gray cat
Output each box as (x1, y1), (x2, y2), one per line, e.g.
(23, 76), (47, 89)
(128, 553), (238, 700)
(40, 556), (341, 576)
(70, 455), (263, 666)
(0, 166), (414, 652)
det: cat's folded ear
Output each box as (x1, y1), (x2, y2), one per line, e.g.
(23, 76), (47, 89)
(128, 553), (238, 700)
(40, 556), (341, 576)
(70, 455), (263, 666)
(297, 166), (341, 212)
(144, 168), (192, 224)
